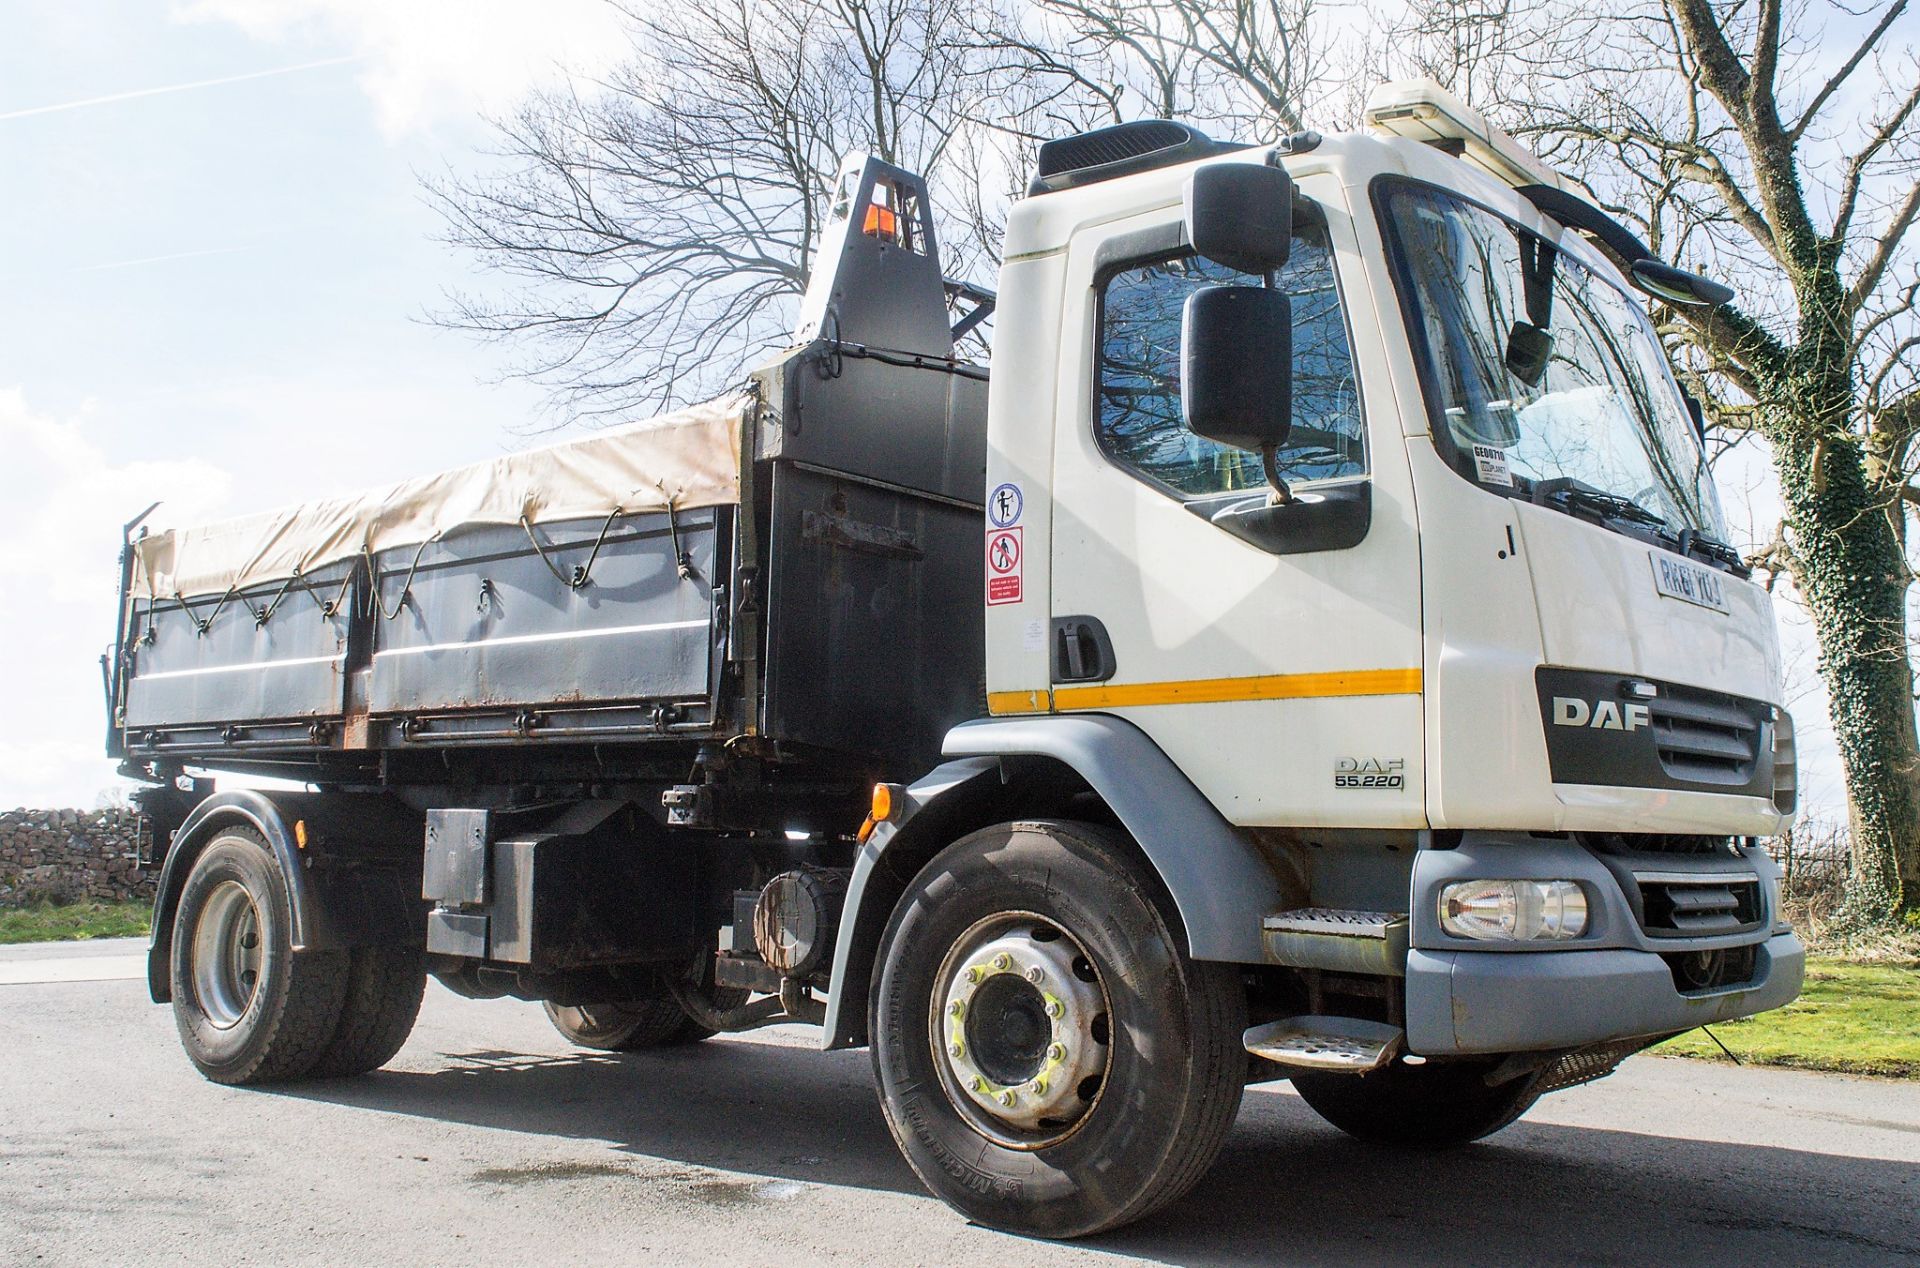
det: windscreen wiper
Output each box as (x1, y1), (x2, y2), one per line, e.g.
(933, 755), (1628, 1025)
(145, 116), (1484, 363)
(1676, 528), (1751, 578)
(1530, 478), (1669, 531)
(1531, 478), (1752, 578)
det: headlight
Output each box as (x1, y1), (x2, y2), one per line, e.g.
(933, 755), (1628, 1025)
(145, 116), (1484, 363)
(1439, 880), (1589, 941)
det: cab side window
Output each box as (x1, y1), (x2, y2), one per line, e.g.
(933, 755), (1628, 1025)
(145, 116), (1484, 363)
(1096, 229), (1363, 498)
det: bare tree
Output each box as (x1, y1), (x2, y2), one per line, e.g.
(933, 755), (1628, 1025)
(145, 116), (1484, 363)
(975, 0), (1340, 138)
(428, 0), (990, 421)
(1384, 1), (1530, 106)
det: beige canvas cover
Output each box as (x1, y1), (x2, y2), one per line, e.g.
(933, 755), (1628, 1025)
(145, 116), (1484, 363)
(134, 394), (748, 602)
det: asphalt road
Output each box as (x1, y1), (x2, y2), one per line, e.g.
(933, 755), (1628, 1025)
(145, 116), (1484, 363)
(2, 939), (1916, 1267)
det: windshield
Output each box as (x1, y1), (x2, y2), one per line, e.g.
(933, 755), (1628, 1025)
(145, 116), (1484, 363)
(1378, 181), (1727, 539)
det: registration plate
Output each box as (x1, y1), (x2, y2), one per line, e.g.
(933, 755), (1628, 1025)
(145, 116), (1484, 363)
(1651, 552), (1730, 613)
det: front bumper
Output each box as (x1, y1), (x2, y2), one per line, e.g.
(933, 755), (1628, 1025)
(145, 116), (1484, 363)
(1405, 930), (1805, 1054)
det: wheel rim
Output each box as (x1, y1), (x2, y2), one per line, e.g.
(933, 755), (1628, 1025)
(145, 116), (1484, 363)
(191, 880), (264, 1029)
(929, 911), (1112, 1150)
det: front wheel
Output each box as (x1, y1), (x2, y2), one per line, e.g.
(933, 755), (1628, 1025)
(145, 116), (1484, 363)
(871, 820), (1247, 1239)
(1290, 1058), (1540, 1148)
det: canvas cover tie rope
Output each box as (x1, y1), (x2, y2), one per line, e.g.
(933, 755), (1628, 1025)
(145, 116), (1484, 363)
(370, 534), (441, 621)
(520, 506), (627, 591)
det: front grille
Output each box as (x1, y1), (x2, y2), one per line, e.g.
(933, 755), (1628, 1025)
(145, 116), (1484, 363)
(1638, 874), (1763, 936)
(1647, 685), (1762, 785)
(1535, 668), (1773, 798)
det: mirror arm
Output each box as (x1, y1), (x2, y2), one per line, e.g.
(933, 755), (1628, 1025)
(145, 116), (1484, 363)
(1260, 445), (1294, 504)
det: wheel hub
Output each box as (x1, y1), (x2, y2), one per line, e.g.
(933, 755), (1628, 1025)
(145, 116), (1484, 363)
(933, 915), (1109, 1142)
(191, 880), (263, 1029)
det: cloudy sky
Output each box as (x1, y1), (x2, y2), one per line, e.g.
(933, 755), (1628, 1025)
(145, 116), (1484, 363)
(0, 0), (634, 807)
(0, 0), (1847, 821)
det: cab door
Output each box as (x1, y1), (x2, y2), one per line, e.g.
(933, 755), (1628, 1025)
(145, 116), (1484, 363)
(1045, 185), (1425, 828)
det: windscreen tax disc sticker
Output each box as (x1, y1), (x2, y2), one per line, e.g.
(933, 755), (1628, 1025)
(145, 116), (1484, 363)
(1471, 443), (1514, 487)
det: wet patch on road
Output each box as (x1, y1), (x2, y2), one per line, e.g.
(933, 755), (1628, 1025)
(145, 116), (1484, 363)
(470, 1159), (813, 1208)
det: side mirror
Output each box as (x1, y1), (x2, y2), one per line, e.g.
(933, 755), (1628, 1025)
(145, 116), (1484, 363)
(1630, 259), (1735, 308)
(1185, 162), (1295, 274)
(1182, 284), (1293, 452)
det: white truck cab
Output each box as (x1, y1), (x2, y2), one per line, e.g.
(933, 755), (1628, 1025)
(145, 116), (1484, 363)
(942, 75), (1801, 1108)
(985, 85), (1789, 841)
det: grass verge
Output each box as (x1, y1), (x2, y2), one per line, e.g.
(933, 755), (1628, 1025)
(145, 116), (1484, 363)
(0, 901), (153, 945)
(1656, 956), (1920, 1078)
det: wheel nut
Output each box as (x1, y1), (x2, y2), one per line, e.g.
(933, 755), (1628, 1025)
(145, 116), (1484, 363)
(1025, 965), (1045, 984)
(1045, 1000), (1064, 1019)
(950, 1043), (965, 1059)
(949, 1000), (965, 1018)
(999, 1090), (1018, 1108)
(992, 953), (1012, 971)
(966, 965), (985, 983)
(971, 1076), (988, 1093)
(1048, 1043), (1067, 1062)
(1030, 1077), (1048, 1095)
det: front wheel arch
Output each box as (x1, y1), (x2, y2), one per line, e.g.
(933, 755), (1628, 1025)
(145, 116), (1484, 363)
(824, 715), (1295, 1050)
(821, 755), (1128, 1049)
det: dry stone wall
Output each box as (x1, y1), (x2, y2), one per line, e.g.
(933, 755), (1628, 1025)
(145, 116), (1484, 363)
(0, 809), (152, 906)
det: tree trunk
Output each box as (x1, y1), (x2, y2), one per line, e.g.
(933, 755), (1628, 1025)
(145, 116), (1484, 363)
(1771, 421), (1920, 920)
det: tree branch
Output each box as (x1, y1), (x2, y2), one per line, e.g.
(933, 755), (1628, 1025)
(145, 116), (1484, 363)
(1791, 0), (1909, 143)
(1849, 180), (1920, 316)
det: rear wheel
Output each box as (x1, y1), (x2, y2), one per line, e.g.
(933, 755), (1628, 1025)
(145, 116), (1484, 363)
(1290, 1058), (1540, 1147)
(543, 999), (711, 1051)
(169, 828), (349, 1085)
(311, 946), (426, 1077)
(871, 820), (1247, 1238)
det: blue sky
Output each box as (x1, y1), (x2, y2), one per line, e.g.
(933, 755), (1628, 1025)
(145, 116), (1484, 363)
(0, 0), (1851, 823)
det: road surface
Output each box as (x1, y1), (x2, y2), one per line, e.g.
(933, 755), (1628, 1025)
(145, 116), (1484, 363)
(2, 938), (1915, 1266)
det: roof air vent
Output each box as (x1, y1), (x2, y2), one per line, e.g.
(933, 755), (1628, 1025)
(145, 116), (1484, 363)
(1029, 120), (1242, 196)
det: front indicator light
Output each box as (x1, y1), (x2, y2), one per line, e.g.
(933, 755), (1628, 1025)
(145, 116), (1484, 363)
(1439, 880), (1589, 941)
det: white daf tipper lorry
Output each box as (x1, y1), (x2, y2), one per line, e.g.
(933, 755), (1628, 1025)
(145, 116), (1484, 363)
(106, 81), (1803, 1237)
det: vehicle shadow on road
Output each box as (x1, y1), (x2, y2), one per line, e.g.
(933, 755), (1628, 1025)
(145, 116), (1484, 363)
(278, 1038), (1919, 1267)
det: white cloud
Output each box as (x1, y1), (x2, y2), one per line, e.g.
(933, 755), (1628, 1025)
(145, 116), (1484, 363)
(173, 0), (633, 136)
(0, 388), (234, 601)
(0, 389), (233, 808)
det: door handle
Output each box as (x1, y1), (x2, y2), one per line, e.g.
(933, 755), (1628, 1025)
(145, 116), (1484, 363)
(1051, 615), (1116, 684)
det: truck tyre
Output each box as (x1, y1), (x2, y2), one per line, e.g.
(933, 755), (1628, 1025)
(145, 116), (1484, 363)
(310, 947), (426, 1077)
(543, 999), (711, 1050)
(169, 826), (349, 1085)
(871, 820), (1247, 1238)
(1290, 1059), (1540, 1147)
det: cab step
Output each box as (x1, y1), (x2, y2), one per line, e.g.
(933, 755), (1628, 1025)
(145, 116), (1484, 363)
(1262, 907), (1409, 977)
(1243, 1015), (1405, 1073)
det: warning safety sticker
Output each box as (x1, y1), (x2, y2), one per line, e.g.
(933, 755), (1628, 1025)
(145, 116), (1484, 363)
(988, 482), (1023, 528)
(986, 526), (1022, 605)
